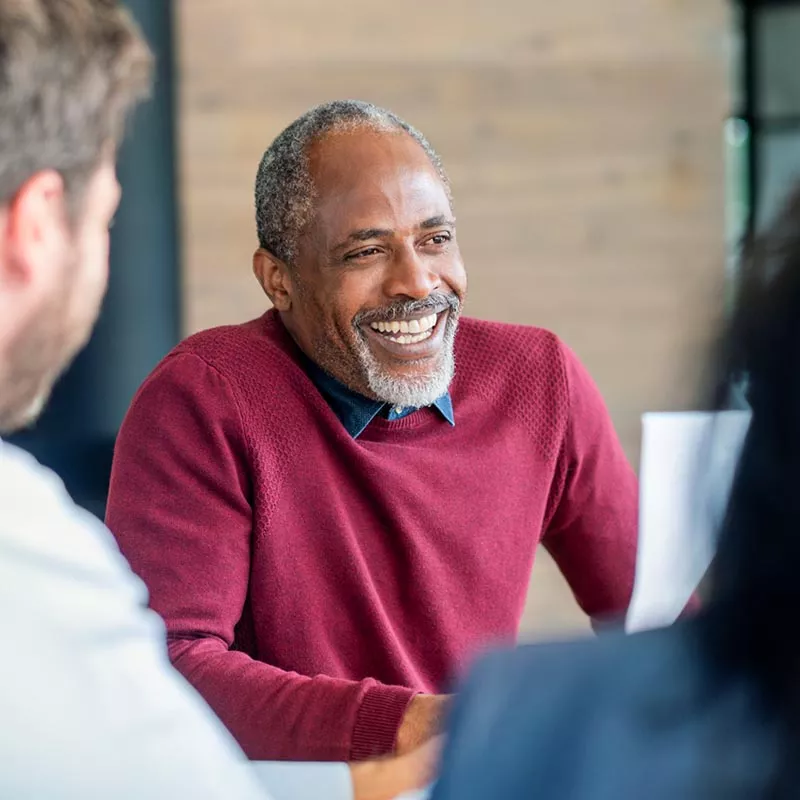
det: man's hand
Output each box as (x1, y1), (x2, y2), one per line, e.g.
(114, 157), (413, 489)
(395, 693), (451, 755)
(350, 736), (443, 800)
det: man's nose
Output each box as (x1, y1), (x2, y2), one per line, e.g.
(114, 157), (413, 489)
(382, 245), (441, 301)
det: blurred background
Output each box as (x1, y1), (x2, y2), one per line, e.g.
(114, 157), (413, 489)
(13, 0), (798, 637)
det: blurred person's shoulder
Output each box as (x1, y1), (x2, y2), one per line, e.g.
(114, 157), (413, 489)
(463, 625), (695, 711)
(0, 439), (133, 578)
(462, 625), (748, 742)
(0, 439), (266, 799)
(435, 623), (777, 800)
(0, 438), (149, 626)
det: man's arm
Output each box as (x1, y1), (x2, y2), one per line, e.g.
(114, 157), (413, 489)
(541, 342), (639, 623)
(106, 352), (420, 762)
(0, 441), (272, 799)
(394, 695), (450, 756)
(0, 442), (435, 800)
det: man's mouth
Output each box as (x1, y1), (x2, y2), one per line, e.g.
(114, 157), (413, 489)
(360, 308), (450, 360)
(367, 312), (439, 345)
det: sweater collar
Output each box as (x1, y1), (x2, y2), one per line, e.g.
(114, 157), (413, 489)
(302, 357), (455, 439)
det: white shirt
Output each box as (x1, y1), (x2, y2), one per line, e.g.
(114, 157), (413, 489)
(0, 438), (353, 800)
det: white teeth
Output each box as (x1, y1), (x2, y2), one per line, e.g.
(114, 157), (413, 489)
(419, 313), (437, 332)
(386, 330), (432, 345)
(369, 313), (439, 342)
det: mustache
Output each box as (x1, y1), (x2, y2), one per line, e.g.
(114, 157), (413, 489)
(353, 293), (461, 328)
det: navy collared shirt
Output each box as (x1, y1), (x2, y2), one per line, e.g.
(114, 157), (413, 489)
(303, 358), (455, 439)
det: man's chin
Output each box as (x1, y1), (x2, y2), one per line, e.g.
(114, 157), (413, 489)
(372, 356), (442, 379)
(364, 356), (454, 410)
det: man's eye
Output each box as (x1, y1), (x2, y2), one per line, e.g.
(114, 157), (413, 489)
(427, 233), (451, 245)
(346, 247), (380, 260)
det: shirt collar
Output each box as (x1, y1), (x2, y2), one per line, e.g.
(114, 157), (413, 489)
(303, 358), (455, 438)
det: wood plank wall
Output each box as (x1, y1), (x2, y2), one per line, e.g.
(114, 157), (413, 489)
(176, 0), (730, 636)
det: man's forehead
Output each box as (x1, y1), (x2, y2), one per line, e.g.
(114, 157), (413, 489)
(307, 130), (450, 236)
(315, 184), (451, 253)
(308, 129), (442, 196)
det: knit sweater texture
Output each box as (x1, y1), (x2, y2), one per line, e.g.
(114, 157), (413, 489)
(106, 310), (638, 762)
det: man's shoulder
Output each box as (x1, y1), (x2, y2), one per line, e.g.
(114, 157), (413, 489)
(0, 438), (64, 503)
(123, 311), (313, 440)
(456, 624), (715, 759)
(175, 311), (292, 370)
(453, 317), (569, 405)
(0, 440), (144, 606)
(139, 311), (304, 403)
(0, 440), (84, 542)
(469, 626), (689, 699)
(456, 316), (563, 357)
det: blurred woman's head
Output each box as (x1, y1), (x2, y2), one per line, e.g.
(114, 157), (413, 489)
(709, 186), (800, 657)
(703, 185), (800, 795)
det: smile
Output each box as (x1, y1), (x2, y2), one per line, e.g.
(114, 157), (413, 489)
(361, 310), (449, 360)
(368, 313), (438, 345)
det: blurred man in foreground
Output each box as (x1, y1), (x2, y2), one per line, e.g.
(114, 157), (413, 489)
(107, 99), (639, 762)
(0, 3), (431, 798)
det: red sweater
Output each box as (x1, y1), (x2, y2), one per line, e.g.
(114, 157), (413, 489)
(106, 311), (638, 762)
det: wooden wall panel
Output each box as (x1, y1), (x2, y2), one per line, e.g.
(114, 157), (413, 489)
(177, 0), (730, 636)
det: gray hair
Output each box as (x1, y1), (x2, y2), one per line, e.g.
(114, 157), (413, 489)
(254, 100), (452, 266)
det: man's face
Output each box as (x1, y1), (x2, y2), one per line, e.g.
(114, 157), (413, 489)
(0, 157), (120, 433)
(283, 129), (467, 408)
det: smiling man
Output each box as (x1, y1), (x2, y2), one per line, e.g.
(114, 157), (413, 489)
(106, 100), (639, 764)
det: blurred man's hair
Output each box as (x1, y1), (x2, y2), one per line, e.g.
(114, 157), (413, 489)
(0, 0), (152, 215)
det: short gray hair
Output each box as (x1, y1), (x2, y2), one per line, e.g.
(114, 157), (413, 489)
(254, 100), (452, 266)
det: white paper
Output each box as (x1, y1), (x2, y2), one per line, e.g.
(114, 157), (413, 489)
(625, 411), (751, 633)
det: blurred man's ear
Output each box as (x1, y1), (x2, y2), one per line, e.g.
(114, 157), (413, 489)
(253, 248), (294, 311)
(3, 169), (68, 289)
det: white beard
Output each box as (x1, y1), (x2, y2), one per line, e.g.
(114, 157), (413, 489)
(354, 312), (458, 409)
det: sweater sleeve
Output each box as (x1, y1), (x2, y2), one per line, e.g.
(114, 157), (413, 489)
(541, 342), (639, 623)
(106, 352), (414, 762)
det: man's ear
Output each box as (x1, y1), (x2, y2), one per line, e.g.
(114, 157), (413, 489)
(3, 169), (67, 288)
(253, 248), (294, 311)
